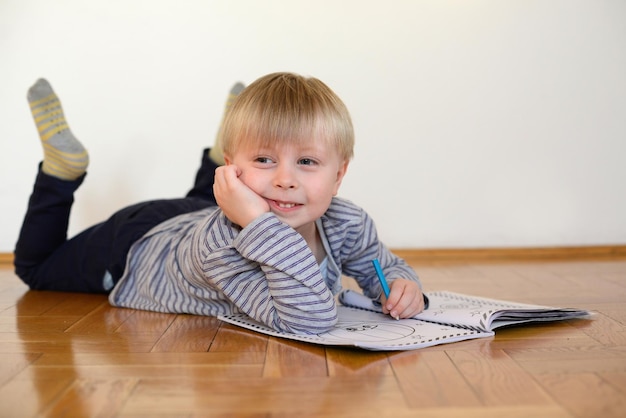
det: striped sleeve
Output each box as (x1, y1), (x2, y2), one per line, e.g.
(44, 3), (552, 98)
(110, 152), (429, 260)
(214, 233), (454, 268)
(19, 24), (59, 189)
(322, 198), (421, 299)
(109, 197), (419, 336)
(202, 213), (338, 334)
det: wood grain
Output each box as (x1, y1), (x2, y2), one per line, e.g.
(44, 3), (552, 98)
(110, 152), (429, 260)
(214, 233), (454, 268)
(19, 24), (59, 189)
(0, 257), (625, 417)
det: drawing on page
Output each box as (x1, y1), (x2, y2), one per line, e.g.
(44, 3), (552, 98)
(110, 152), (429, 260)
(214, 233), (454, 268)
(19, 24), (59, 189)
(325, 320), (420, 342)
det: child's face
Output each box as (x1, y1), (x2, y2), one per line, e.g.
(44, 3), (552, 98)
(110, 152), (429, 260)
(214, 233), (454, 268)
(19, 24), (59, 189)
(226, 139), (349, 234)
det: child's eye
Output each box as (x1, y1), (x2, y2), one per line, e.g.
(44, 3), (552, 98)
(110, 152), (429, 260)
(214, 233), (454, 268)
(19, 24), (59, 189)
(298, 158), (317, 166)
(254, 157), (273, 164)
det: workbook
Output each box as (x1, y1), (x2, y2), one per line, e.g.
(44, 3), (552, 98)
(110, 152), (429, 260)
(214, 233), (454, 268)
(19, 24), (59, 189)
(218, 290), (590, 351)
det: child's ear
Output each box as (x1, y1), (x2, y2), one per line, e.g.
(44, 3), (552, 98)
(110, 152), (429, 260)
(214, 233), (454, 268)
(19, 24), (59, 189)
(223, 154), (232, 165)
(332, 161), (350, 196)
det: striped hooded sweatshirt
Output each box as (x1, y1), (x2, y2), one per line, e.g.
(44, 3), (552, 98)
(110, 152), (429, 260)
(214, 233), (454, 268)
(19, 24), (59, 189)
(109, 197), (420, 335)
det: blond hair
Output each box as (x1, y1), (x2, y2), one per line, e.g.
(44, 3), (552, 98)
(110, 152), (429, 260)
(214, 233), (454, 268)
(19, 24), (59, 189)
(220, 72), (354, 162)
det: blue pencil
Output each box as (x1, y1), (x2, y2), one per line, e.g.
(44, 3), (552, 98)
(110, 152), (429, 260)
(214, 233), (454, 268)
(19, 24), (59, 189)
(372, 258), (390, 298)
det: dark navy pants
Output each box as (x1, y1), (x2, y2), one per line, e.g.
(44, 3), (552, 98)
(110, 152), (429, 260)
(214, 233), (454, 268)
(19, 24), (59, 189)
(14, 149), (219, 294)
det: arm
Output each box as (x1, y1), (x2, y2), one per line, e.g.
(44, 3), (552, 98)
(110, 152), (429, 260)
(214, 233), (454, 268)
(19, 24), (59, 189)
(213, 164), (269, 228)
(207, 164), (336, 333)
(201, 212), (338, 335)
(356, 248), (425, 319)
(327, 200), (424, 319)
(382, 278), (425, 320)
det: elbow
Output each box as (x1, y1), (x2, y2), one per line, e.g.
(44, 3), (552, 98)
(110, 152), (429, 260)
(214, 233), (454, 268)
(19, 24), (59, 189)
(272, 306), (339, 335)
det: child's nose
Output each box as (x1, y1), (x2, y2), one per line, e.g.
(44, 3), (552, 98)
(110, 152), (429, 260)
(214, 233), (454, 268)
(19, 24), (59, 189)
(274, 164), (297, 189)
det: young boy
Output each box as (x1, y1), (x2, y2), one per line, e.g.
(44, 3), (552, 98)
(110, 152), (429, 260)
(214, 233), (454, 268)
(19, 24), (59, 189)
(14, 73), (425, 335)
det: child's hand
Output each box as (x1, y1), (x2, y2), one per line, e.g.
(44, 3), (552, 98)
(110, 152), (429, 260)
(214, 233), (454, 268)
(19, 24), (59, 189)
(214, 165), (270, 227)
(382, 278), (425, 320)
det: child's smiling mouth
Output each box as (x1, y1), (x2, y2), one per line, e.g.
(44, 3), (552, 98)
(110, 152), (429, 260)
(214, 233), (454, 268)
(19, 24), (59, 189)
(269, 199), (301, 210)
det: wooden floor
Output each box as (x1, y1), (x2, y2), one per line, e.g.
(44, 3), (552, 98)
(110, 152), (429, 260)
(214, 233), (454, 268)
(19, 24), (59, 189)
(1, 256), (625, 417)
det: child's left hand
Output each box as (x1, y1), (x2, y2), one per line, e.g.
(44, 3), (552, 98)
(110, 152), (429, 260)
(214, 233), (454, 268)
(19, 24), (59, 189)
(382, 278), (425, 320)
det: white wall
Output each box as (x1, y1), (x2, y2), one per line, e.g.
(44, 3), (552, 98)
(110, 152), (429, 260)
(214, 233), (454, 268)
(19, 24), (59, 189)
(1, 0), (625, 252)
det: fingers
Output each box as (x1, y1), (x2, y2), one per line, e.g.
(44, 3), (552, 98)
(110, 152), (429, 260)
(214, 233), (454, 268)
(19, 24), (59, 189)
(213, 166), (233, 208)
(383, 279), (425, 319)
(395, 294), (424, 319)
(214, 164), (251, 206)
(213, 165), (269, 228)
(213, 165), (240, 194)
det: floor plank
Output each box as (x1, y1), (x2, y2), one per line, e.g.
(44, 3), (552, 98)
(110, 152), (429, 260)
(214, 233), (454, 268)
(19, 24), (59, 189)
(1, 258), (625, 417)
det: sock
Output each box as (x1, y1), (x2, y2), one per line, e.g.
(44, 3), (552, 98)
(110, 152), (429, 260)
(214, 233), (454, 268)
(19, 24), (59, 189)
(28, 78), (89, 181)
(209, 82), (245, 165)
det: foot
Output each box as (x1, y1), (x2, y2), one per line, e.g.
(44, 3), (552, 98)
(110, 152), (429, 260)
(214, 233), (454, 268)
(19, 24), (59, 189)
(28, 78), (89, 180)
(209, 82), (245, 165)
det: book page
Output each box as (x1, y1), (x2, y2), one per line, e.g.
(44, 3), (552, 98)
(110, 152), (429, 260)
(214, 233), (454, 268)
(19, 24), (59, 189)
(338, 290), (589, 332)
(219, 305), (493, 351)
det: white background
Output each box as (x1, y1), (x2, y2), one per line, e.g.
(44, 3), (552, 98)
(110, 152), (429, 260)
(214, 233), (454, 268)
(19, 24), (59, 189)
(1, 0), (625, 252)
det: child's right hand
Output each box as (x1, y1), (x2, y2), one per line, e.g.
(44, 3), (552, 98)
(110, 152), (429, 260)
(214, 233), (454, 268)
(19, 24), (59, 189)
(382, 278), (425, 320)
(213, 165), (270, 227)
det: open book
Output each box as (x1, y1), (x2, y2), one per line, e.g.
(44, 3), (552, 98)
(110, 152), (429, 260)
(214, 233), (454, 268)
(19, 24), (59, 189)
(218, 290), (590, 351)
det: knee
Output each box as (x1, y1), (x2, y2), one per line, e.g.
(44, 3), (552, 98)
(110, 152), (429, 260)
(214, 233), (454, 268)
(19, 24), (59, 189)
(13, 262), (40, 290)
